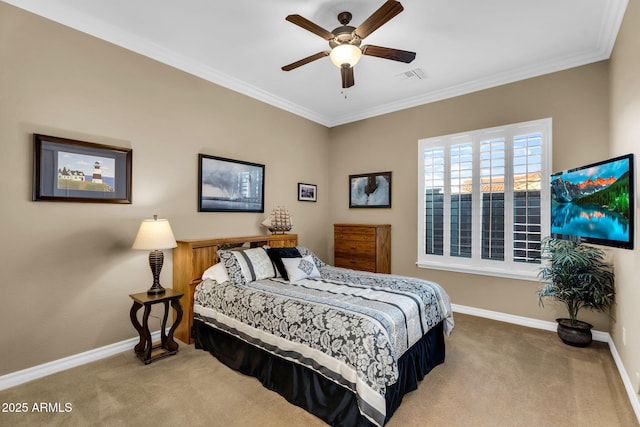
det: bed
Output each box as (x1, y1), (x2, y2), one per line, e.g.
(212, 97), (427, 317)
(172, 234), (453, 427)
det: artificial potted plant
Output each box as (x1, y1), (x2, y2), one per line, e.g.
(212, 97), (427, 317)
(537, 237), (615, 347)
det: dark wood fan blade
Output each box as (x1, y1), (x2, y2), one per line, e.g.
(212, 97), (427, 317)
(286, 15), (334, 40)
(341, 65), (354, 88)
(362, 45), (416, 63)
(282, 51), (330, 71)
(355, 0), (404, 39)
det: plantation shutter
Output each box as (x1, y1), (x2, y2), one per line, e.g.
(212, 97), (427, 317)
(417, 118), (551, 280)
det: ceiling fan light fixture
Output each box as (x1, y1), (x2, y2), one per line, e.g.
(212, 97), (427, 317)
(329, 44), (362, 68)
(283, 1), (414, 88)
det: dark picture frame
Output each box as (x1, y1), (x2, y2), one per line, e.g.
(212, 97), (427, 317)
(298, 183), (317, 202)
(33, 134), (132, 203)
(198, 154), (265, 212)
(349, 171), (392, 208)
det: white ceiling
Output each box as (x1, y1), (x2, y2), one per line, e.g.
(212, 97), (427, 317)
(3, 0), (628, 127)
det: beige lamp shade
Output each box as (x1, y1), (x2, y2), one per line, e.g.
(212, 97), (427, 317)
(132, 217), (177, 250)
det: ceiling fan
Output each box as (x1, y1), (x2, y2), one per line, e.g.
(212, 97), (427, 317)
(281, 0), (416, 89)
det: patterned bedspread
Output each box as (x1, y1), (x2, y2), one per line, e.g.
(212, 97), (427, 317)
(194, 265), (453, 426)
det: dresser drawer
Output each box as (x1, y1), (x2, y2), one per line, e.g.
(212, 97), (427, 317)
(335, 239), (375, 257)
(335, 226), (376, 236)
(334, 256), (376, 272)
(334, 232), (376, 243)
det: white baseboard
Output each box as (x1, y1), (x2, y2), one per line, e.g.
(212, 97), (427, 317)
(451, 303), (611, 341)
(0, 330), (163, 391)
(452, 303), (640, 423)
(606, 332), (640, 423)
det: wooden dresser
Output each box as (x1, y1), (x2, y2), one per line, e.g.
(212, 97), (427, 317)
(334, 224), (391, 273)
(172, 233), (298, 344)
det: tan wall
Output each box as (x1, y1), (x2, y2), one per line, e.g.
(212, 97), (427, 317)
(328, 62), (611, 330)
(610, 0), (640, 401)
(0, 3), (331, 375)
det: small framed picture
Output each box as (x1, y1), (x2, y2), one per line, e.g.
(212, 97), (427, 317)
(298, 183), (317, 202)
(33, 134), (132, 203)
(198, 154), (265, 212)
(349, 171), (392, 208)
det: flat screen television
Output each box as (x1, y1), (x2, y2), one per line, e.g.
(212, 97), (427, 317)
(550, 153), (635, 249)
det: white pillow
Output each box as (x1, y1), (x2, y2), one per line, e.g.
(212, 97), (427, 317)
(282, 255), (321, 282)
(201, 262), (229, 283)
(218, 247), (276, 285)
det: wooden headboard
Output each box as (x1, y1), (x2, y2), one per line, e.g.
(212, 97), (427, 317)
(172, 233), (298, 344)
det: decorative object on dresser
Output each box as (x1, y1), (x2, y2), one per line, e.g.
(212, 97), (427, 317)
(129, 289), (183, 364)
(261, 206), (293, 234)
(349, 171), (392, 208)
(334, 223), (391, 273)
(132, 215), (178, 295)
(297, 182), (317, 202)
(198, 154), (265, 213)
(33, 134), (132, 203)
(172, 234), (298, 344)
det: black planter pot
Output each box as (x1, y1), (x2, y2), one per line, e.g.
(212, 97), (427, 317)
(556, 318), (593, 347)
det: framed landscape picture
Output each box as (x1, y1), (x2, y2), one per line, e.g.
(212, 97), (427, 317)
(198, 154), (265, 212)
(33, 134), (132, 203)
(298, 183), (317, 202)
(349, 171), (392, 208)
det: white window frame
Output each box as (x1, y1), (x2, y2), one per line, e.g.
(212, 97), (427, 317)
(417, 118), (552, 281)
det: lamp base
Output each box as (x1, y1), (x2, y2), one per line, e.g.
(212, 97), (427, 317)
(147, 249), (166, 296)
(147, 285), (166, 296)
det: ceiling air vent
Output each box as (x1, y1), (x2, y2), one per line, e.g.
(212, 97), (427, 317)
(395, 68), (427, 81)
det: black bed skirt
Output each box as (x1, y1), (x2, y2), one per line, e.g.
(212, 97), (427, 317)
(193, 319), (445, 426)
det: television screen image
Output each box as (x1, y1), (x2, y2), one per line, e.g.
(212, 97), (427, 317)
(550, 153), (635, 249)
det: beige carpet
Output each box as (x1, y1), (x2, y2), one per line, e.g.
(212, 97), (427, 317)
(0, 313), (636, 427)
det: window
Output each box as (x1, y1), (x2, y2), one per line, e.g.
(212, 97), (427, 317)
(417, 118), (551, 280)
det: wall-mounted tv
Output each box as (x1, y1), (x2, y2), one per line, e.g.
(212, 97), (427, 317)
(550, 153), (635, 249)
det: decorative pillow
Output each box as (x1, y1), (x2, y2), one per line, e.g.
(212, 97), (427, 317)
(266, 247), (301, 280)
(282, 255), (322, 282)
(218, 247), (275, 285)
(296, 246), (327, 268)
(201, 262), (229, 283)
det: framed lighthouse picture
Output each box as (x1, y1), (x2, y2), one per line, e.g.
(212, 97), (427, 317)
(33, 134), (132, 203)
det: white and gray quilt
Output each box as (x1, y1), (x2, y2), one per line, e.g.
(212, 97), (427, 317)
(194, 265), (453, 427)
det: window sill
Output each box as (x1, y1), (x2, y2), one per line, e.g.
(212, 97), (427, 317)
(416, 261), (540, 282)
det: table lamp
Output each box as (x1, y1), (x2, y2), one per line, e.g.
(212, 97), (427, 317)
(132, 215), (177, 295)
